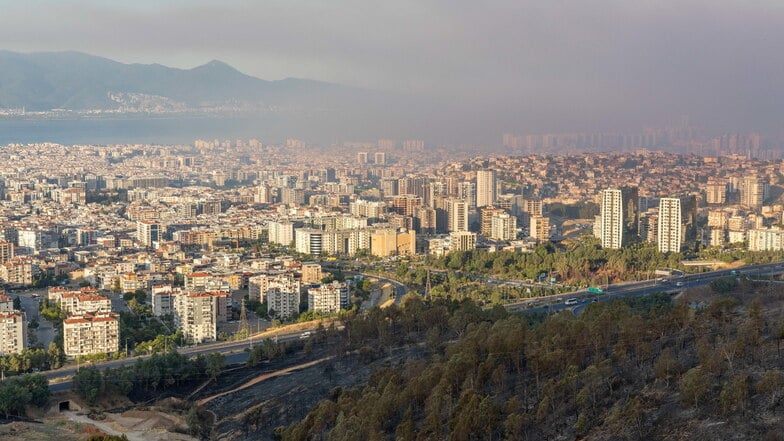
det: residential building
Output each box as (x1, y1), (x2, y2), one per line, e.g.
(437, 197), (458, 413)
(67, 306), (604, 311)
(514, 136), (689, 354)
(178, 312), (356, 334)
(450, 231), (477, 251)
(705, 180), (727, 205)
(63, 312), (119, 357)
(248, 271), (301, 303)
(308, 281), (350, 313)
(658, 197), (682, 253)
(529, 216), (551, 241)
(748, 228), (784, 251)
(267, 288), (300, 319)
(476, 170), (497, 208)
(136, 220), (160, 248)
(0, 311), (26, 355)
(268, 220), (295, 246)
(0, 242), (13, 264)
(599, 187), (639, 249)
(447, 198), (468, 232)
(490, 212), (517, 241)
(300, 263), (323, 284)
(173, 292), (218, 343)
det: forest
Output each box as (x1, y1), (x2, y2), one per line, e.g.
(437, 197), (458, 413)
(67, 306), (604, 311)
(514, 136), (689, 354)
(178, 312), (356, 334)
(278, 280), (784, 440)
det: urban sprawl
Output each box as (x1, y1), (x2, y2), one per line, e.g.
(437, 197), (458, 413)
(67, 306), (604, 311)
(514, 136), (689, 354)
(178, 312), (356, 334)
(0, 137), (780, 361)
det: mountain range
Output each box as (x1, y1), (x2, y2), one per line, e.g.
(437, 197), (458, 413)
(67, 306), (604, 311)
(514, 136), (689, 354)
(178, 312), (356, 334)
(0, 51), (360, 111)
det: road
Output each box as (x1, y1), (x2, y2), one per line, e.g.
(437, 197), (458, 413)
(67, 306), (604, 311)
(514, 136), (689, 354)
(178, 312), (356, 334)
(507, 262), (784, 316)
(46, 328), (312, 392)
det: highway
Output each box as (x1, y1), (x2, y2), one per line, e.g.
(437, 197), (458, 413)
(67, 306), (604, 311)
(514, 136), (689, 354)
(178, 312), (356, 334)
(507, 262), (784, 316)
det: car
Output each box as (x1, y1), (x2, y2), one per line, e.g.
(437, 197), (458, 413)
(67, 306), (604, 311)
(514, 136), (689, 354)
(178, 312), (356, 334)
(565, 298), (579, 305)
(675, 281), (684, 287)
(299, 331), (312, 339)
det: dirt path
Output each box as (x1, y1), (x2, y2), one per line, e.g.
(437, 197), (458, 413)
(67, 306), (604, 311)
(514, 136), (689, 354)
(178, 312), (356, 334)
(63, 410), (195, 441)
(196, 356), (334, 406)
(64, 411), (143, 441)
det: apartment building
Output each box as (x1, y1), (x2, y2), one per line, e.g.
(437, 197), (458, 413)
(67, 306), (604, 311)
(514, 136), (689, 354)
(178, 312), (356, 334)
(63, 312), (119, 357)
(0, 311), (26, 355)
(307, 281), (350, 313)
(248, 271), (301, 303)
(173, 292), (219, 343)
(266, 288), (300, 320)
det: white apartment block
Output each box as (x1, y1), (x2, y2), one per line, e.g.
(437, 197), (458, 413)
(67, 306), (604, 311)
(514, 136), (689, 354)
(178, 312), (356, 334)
(748, 228), (784, 251)
(267, 288), (300, 319)
(0, 260), (33, 286)
(450, 231), (477, 252)
(600, 189), (624, 249)
(151, 284), (180, 317)
(248, 271), (301, 303)
(476, 170), (497, 208)
(268, 220), (295, 246)
(658, 198), (682, 253)
(490, 212), (517, 241)
(174, 292), (218, 344)
(307, 281), (350, 314)
(63, 312), (119, 357)
(0, 311), (26, 355)
(60, 293), (112, 315)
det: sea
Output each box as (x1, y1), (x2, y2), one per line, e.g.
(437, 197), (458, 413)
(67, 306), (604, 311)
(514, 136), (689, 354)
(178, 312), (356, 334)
(0, 115), (306, 146)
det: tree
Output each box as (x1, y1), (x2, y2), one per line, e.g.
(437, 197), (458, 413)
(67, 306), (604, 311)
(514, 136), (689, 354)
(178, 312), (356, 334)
(13, 296), (21, 310)
(679, 366), (710, 408)
(206, 353), (226, 381)
(0, 382), (30, 417)
(720, 373), (749, 415)
(74, 366), (104, 406)
(756, 370), (784, 408)
(48, 342), (65, 369)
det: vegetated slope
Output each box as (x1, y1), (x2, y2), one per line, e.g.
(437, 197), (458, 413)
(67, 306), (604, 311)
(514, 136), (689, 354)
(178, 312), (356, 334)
(281, 284), (784, 441)
(0, 50), (355, 110)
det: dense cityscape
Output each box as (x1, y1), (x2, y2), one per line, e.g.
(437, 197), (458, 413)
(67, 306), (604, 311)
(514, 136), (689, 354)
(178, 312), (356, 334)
(3, 1), (784, 440)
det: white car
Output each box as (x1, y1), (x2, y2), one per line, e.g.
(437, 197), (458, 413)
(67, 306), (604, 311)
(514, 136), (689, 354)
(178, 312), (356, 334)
(565, 298), (579, 306)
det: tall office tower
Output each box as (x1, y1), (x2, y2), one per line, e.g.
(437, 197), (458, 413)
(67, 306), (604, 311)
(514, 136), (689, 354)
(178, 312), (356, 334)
(705, 180), (727, 205)
(374, 152), (386, 165)
(136, 220), (160, 248)
(357, 151), (369, 165)
(599, 187), (639, 249)
(476, 170), (497, 208)
(658, 197), (682, 253)
(739, 176), (767, 208)
(447, 198), (469, 232)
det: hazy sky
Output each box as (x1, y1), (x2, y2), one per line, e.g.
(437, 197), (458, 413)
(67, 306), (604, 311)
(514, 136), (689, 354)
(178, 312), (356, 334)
(2, 0), (783, 134)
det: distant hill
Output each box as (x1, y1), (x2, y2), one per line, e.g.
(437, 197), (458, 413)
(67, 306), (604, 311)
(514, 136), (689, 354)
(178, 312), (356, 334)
(0, 51), (359, 111)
